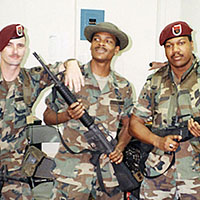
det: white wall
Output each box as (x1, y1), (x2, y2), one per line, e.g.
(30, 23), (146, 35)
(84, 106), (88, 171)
(0, 0), (199, 122)
(181, 0), (200, 56)
(1, 0), (76, 64)
(76, 0), (158, 97)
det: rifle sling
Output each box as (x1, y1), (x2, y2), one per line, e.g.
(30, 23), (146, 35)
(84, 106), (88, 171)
(142, 151), (175, 179)
(51, 84), (132, 196)
(141, 73), (176, 179)
(91, 152), (121, 197)
(56, 126), (92, 155)
(55, 122), (121, 197)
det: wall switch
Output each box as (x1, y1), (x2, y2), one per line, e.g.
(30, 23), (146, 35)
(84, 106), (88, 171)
(80, 9), (105, 40)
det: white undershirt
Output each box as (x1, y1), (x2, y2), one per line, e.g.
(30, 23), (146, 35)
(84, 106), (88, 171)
(93, 73), (109, 91)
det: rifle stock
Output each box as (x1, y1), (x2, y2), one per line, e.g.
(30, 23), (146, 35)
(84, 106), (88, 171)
(33, 52), (140, 192)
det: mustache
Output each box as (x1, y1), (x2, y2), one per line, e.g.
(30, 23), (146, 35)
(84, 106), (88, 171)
(10, 53), (20, 56)
(95, 47), (107, 51)
(171, 53), (183, 59)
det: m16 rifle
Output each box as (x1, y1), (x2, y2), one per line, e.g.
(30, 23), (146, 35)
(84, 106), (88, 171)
(135, 115), (199, 179)
(33, 52), (141, 193)
(143, 115), (198, 153)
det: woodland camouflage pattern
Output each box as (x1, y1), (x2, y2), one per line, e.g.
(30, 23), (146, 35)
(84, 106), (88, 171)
(45, 62), (134, 199)
(132, 57), (200, 199)
(0, 63), (60, 199)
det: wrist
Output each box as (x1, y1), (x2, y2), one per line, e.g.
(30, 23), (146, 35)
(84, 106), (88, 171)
(152, 134), (161, 148)
(64, 110), (72, 121)
(64, 59), (79, 69)
(115, 143), (124, 153)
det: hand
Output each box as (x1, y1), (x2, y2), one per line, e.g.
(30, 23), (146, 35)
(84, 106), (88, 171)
(188, 118), (200, 137)
(155, 135), (182, 152)
(108, 146), (123, 164)
(149, 61), (167, 71)
(64, 60), (85, 93)
(67, 99), (85, 120)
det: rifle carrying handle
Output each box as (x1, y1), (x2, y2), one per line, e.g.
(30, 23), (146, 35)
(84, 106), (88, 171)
(32, 52), (94, 128)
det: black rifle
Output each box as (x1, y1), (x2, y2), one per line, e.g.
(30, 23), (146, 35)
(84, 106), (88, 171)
(122, 115), (199, 187)
(33, 52), (141, 193)
(0, 165), (29, 196)
(142, 115), (199, 153)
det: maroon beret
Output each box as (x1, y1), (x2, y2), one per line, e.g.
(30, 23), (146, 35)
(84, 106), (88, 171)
(159, 21), (193, 46)
(0, 24), (25, 51)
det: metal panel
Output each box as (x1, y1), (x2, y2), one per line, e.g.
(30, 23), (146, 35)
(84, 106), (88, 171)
(80, 9), (105, 40)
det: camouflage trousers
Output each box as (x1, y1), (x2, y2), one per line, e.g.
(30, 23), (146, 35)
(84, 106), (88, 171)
(50, 179), (124, 200)
(0, 181), (33, 200)
(140, 174), (200, 200)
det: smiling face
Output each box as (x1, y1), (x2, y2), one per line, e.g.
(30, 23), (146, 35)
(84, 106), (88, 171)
(1, 36), (26, 68)
(164, 36), (194, 70)
(90, 32), (120, 63)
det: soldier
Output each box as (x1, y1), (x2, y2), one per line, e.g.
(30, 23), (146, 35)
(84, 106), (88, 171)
(129, 21), (200, 199)
(0, 23), (82, 199)
(43, 22), (134, 200)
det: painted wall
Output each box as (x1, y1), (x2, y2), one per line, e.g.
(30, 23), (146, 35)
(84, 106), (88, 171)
(180, 0), (200, 55)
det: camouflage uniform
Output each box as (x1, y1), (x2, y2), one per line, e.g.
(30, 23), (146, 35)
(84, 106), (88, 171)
(45, 62), (134, 200)
(0, 63), (61, 199)
(132, 56), (200, 200)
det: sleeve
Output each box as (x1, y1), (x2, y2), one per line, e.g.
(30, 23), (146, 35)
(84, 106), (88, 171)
(27, 62), (65, 104)
(29, 62), (62, 88)
(45, 87), (68, 112)
(122, 84), (134, 118)
(132, 76), (153, 122)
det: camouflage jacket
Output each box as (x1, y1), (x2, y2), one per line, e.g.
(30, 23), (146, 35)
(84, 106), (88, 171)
(45, 62), (134, 186)
(0, 63), (61, 171)
(133, 56), (200, 178)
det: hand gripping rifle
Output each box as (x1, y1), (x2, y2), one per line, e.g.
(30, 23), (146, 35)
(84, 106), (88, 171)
(143, 114), (198, 153)
(137, 115), (199, 179)
(33, 52), (141, 193)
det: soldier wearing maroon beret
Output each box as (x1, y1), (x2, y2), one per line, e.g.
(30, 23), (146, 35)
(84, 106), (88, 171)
(0, 24), (25, 51)
(0, 24), (82, 199)
(129, 21), (200, 199)
(159, 21), (193, 46)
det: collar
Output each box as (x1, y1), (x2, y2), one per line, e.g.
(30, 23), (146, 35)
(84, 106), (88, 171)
(169, 55), (198, 83)
(83, 61), (119, 92)
(0, 67), (24, 84)
(84, 62), (116, 82)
